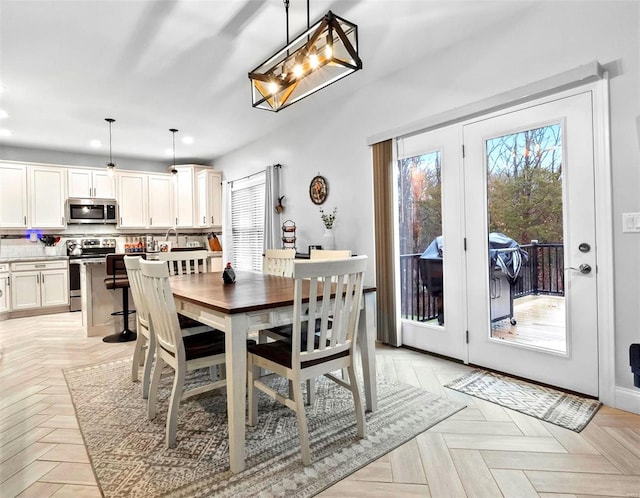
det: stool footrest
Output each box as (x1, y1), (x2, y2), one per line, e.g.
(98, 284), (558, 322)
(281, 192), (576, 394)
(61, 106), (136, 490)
(110, 309), (137, 317)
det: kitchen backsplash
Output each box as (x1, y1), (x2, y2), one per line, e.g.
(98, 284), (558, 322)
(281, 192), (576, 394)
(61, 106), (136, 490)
(0, 232), (219, 258)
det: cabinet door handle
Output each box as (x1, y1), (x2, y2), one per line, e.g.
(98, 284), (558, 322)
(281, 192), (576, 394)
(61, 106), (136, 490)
(42, 274), (45, 284)
(150, 217), (153, 226)
(120, 217), (123, 225)
(211, 216), (214, 224)
(37, 274), (40, 284)
(203, 216), (206, 224)
(24, 216), (27, 225)
(176, 218), (178, 226)
(35, 264), (45, 268)
(6, 276), (9, 287)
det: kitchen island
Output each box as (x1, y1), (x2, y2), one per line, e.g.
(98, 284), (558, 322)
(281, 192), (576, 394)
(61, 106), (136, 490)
(79, 251), (223, 337)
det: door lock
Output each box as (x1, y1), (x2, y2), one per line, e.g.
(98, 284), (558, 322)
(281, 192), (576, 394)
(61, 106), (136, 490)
(566, 263), (592, 274)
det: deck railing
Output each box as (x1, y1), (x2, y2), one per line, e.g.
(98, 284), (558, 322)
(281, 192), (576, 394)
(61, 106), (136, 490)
(400, 242), (564, 322)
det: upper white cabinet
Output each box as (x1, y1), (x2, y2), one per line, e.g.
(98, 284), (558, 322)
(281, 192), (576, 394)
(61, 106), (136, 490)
(0, 163), (28, 228)
(148, 174), (173, 229)
(68, 168), (116, 199)
(197, 169), (222, 228)
(117, 171), (172, 229)
(29, 166), (66, 228)
(174, 167), (195, 228)
(117, 172), (148, 228)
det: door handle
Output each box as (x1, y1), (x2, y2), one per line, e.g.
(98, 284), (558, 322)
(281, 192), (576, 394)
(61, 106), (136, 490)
(565, 263), (592, 274)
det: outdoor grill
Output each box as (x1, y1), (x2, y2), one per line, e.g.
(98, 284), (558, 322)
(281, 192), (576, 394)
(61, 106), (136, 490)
(419, 233), (528, 326)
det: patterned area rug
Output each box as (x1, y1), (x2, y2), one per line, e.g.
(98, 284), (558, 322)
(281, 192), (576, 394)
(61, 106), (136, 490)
(444, 370), (601, 432)
(64, 359), (465, 497)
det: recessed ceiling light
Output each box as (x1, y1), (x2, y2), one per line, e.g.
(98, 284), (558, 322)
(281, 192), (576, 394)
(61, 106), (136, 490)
(89, 139), (102, 148)
(0, 129), (13, 137)
(0, 110), (8, 119)
(181, 136), (194, 145)
(164, 148), (173, 156)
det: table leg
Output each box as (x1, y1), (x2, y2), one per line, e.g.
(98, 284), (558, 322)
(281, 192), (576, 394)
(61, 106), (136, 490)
(226, 314), (248, 473)
(358, 291), (377, 412)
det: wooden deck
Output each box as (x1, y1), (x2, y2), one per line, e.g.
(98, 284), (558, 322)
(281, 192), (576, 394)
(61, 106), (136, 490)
(491, 295), (566, 353)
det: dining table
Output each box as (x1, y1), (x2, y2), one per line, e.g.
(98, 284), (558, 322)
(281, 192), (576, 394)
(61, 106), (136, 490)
(169, 269), (377, 474)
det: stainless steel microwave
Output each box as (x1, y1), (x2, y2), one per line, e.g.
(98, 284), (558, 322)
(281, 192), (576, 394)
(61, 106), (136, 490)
(66, 198), (118, 224)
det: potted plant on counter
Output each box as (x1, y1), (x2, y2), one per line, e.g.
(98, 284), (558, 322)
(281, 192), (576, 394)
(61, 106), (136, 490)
(40, 235), (60, 256)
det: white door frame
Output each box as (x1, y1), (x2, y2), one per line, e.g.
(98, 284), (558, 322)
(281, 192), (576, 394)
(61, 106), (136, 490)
(391, 72), (614, 406)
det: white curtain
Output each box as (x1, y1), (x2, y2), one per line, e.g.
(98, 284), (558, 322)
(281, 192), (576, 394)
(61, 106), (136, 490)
(263, 164), (281, 251)
(222, 180), (233, 266)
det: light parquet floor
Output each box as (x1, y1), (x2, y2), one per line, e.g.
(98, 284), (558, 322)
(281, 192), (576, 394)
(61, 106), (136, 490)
(1, 312), (639, 498)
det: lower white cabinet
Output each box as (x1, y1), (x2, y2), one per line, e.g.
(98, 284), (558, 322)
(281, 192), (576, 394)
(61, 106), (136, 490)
(0, 264), (10, 313)
(10, 260), (69, 311)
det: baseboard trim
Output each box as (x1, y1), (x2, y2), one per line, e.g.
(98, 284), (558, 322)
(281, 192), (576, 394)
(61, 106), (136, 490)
(615, 386), (640, 414)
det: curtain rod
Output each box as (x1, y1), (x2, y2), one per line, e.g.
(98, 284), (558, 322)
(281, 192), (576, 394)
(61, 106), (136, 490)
(227, 164), (281, 185)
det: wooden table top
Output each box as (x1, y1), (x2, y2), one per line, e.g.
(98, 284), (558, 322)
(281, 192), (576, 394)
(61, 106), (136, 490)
(170, 270), (376, 315)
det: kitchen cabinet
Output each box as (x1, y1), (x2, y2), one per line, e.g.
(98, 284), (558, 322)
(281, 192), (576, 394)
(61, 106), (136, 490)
(10, 260), (69, 311)
(174, 167), (195, 228)
(0, 163), (28, 228)
(117, 171), (172, 229)
(196, 169), (222, 228)
(117, 172), (148, 228)
(29, 165), (67, 228)
(0, 263), (10, 314)
(148, 174), (173, 228)
(68, 168), (116, 198)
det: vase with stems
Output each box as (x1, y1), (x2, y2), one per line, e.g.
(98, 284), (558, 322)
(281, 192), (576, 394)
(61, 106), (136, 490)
(320, 207), (337, 250)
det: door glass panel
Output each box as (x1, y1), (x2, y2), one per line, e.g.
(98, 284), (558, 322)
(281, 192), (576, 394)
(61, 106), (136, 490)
(485, 124), (566, 353)
(398, 151), (444, 325)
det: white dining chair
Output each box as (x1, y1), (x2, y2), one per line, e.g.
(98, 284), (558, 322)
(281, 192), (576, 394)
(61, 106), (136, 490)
(125, 256), (219, 400)
(248, 256), (368, 466)
(139, 259), (228, 448)
(262, 248), (295, 277)
(310, 249), (352, 260)
(158, 249), (211, 276)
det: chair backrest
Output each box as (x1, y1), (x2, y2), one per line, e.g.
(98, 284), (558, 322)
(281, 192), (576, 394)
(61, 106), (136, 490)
(310, 249), (352, 260)
(105, 254), (127, 277)
(290, 256), (367, 367)
(123, 255), (149, 329)
(157, 250), (211, 276)
(139, 259), (184, 360)
(263, 248), (296, 277)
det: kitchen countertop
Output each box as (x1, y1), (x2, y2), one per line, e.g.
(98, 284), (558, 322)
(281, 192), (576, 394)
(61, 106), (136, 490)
(0, 255), (69, 264)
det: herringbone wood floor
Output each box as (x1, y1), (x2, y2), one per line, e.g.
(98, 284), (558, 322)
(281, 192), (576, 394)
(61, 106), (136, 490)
(1, 313), (639, 497)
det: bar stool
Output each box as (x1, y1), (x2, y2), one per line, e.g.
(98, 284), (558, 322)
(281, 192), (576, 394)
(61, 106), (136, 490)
(103, 254), (137, 343)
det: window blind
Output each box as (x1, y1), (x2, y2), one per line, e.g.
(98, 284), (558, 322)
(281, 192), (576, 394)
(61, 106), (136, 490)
(231, 173), (265, 272)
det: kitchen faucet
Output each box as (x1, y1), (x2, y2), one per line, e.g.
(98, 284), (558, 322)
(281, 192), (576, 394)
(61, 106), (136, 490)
(165, 228), (178, 247)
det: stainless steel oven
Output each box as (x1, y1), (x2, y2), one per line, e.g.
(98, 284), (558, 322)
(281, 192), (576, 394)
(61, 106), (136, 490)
(67, 238), (116, 311)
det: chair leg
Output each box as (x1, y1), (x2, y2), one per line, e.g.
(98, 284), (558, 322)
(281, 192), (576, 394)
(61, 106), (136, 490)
(292, 377), (311, 466)
(141, 336), (154, 399)
(347, 365), (366, 439)
(131, 333), (145, 382)
(247, 356), (259, 426)
(166, 366), (185, 448)
(306, 379), (315, 405)
(148, 355), (164, 420)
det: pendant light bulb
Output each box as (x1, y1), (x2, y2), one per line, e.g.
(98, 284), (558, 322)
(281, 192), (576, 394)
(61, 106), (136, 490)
(169, 128), (178, 176)
(105, 118), (116, 177)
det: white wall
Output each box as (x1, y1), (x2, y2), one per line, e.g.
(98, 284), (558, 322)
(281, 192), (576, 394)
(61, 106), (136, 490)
(214, 2), (640, 399)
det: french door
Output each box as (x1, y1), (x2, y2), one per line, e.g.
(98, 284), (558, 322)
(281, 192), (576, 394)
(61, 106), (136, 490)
(399, 90), (600, 396)
(464, 91), (598, 396)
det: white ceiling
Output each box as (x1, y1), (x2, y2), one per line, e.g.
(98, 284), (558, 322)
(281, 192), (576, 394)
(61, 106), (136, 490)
(0, 0), (535, 164)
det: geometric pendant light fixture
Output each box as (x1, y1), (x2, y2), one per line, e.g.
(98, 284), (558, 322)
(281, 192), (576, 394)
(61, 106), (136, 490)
(105, 118), (116, 177)
(249, 1), (362, 112)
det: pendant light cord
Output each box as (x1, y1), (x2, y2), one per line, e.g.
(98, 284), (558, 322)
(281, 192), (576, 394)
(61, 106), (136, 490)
(284, 0), (290, 43)
(170, 128), (178, 173)
(105, 118), (115, 167)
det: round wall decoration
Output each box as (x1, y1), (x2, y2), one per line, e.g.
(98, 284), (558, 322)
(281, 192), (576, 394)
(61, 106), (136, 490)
(309, 175), (328, 205)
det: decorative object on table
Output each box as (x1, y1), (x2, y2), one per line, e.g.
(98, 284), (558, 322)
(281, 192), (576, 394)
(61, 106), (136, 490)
(222, 262), (236, 284)
(309, 174), (328, 205)
(248, 0), (362, 112)
(281, 219), (296, 250)
(444, 369), (602, 432)
(207, 232), (223, 252)
(63, 358), (464, 498)
(320, 206), (337, 250)
(275, 195), (285, 213)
